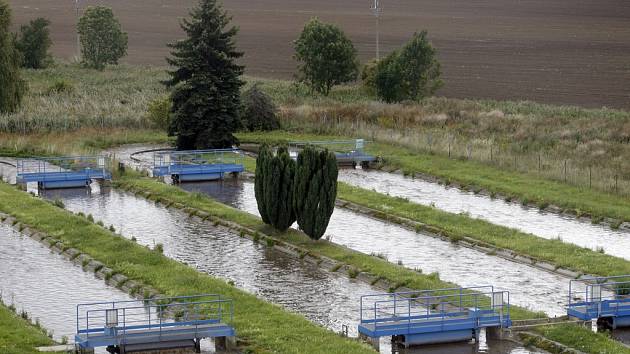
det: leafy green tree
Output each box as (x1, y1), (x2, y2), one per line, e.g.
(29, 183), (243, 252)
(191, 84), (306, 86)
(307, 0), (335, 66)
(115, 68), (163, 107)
(165, 0), (244, 150)
(375, 31), (442, 103)
(398, 31), (442, 99)
(293, 146), (338, 240)
(0, 1), (26, 113)
(374, 50), (405, 103)
(294, 18), (358, 96)
(147, 96), (172, 131)
(255, 145), (296, 231)
(240, 84), (280, 131)
(361, 58), (379, 95)
(16, 17), (52, 69)
(77, 6), (128, 70)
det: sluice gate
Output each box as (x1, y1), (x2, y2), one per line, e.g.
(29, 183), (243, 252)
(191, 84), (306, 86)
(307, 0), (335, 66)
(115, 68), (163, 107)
(75, 294), (236, 354)
(358, 286), (511, 350)
(289, 139), (377, 168)
(567, 275), (630, 329)
(16, 156), (111, 189)
(152, 149), (244, 183)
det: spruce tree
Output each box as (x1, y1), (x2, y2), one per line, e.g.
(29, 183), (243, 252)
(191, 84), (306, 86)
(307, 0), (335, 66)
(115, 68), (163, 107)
(0, 1), (26, 113)
(255, 145), (296, 231)
(293, 146), (338, 240)
(165, 0), (244, 150)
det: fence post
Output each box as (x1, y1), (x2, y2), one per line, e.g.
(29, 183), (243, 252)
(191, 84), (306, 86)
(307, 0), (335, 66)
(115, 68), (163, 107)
(538, 153), (541, 171)
(490, 145), (493, 162)
(564, 160), (567, 182)
(615, 175), (619, 194)
(589, 166), (592, 189)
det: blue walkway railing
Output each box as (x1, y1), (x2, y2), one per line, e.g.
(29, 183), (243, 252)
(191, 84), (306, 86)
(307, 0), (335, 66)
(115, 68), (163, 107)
(152, 149), (245, 181)
(75, 294), (235, 349)
(16, 156), (111, 188)
(289, 139), (377, 166)
(567, 276), (630, 322)
(359, 286), (510, 341)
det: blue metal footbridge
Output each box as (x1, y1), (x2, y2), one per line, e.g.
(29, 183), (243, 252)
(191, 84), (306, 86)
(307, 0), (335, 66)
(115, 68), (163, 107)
(16, 156), (111, 189)
(358, 286), (510, 348)
(289, 139), (377, 168)
(75, 294), (235, 353)
(567, 275), (630, 329)
(152, 149), (245, 183)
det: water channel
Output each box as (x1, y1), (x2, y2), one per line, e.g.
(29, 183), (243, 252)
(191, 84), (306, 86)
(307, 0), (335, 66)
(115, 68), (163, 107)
(338, 169), (630, 259)
(43, 183), (540, 354)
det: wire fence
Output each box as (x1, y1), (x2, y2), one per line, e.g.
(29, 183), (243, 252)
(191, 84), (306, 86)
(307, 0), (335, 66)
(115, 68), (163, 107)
(281, 116), (630, 197)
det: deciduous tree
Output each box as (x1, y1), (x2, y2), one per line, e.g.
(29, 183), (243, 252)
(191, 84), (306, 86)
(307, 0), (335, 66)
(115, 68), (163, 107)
(294, 18), (358, 96)
(0, 1), (26, 113)
(77, 6), (127, 70)
(16, 17), (52, 69)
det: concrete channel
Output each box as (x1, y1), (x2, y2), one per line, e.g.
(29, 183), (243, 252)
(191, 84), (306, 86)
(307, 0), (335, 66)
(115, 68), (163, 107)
(40, 182), (542, 354)
(0, 222), (135, 353)
(338, 168), (630, 259)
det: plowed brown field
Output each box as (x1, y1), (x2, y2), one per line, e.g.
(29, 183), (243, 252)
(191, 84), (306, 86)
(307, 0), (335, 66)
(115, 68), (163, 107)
(9, 0), (630, 109)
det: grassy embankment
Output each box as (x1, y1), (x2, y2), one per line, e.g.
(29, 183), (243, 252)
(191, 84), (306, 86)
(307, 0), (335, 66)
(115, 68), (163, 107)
(115, 173), (541, 320)
(238, 131), (630, 224)
(238, 150), (630, 278)
(530, 325), (630, 354)
(0, 182), (373, 354)
(0, 303), (61, 354)
(4, 62), (630, 222)
(114, 174), (630, 354)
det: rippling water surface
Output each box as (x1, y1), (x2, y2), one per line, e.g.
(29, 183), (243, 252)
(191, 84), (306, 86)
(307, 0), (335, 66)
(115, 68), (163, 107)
(0, 223), (133, 344)
(45, 183), (541, 353)
(339, 169), (630, 259)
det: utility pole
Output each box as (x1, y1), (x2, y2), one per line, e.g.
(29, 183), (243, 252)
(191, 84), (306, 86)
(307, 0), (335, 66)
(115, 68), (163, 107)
(75, 0), (81, 61)
(371, 0), (382, 59)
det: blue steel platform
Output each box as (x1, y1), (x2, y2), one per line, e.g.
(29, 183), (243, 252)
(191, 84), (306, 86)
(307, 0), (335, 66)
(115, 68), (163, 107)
(289, 139), (377, 167)
(358, 286), (510, 347)
(152, 149), (244, 182)
(16, 156), (111, 189)
(567, 276), (630, 328)
(75, 294), (235, 351)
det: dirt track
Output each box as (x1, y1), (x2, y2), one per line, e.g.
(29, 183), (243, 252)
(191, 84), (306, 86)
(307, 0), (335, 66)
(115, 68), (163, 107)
(9, 0), (630, 109)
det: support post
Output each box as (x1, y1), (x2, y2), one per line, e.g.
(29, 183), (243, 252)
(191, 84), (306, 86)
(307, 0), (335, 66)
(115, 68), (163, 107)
(215, 336), (237, 352)
(486, 326), (504, 340)
(359, 333), (380, 351)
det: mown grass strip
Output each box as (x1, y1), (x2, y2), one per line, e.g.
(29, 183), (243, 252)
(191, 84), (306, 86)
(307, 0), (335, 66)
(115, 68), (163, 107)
(115, 174), (542, 320)
(0, 183), (373, 354)
(531, 324), (630, 354)
(0, 303), (60, 354)
(337, 183), (630, 277)
(237, 131), (630, 223)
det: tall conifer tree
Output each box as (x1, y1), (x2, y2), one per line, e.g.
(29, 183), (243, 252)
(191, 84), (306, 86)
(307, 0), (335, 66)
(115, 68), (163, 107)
(255, 145), (296, 231)
(293, 146), (338, 240)
(0, 1), (26, 113)
(165, 0), (243, 150)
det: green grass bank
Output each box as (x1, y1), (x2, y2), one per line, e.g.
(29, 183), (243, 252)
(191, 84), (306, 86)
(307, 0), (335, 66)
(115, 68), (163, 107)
(0, 182), (373, 354)
(237, 131), (630, 223)
(0, 303), (61, 354)
(115, 174), (541, 320)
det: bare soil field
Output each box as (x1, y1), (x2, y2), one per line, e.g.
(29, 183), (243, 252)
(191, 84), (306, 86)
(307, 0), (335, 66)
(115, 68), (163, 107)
(8, 0), (630, 109)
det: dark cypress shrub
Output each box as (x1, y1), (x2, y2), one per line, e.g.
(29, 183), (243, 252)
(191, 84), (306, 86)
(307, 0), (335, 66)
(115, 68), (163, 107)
(293, 146), (338, 240)
(255, 145), (296, 231)
(254, 144), (272, 224)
